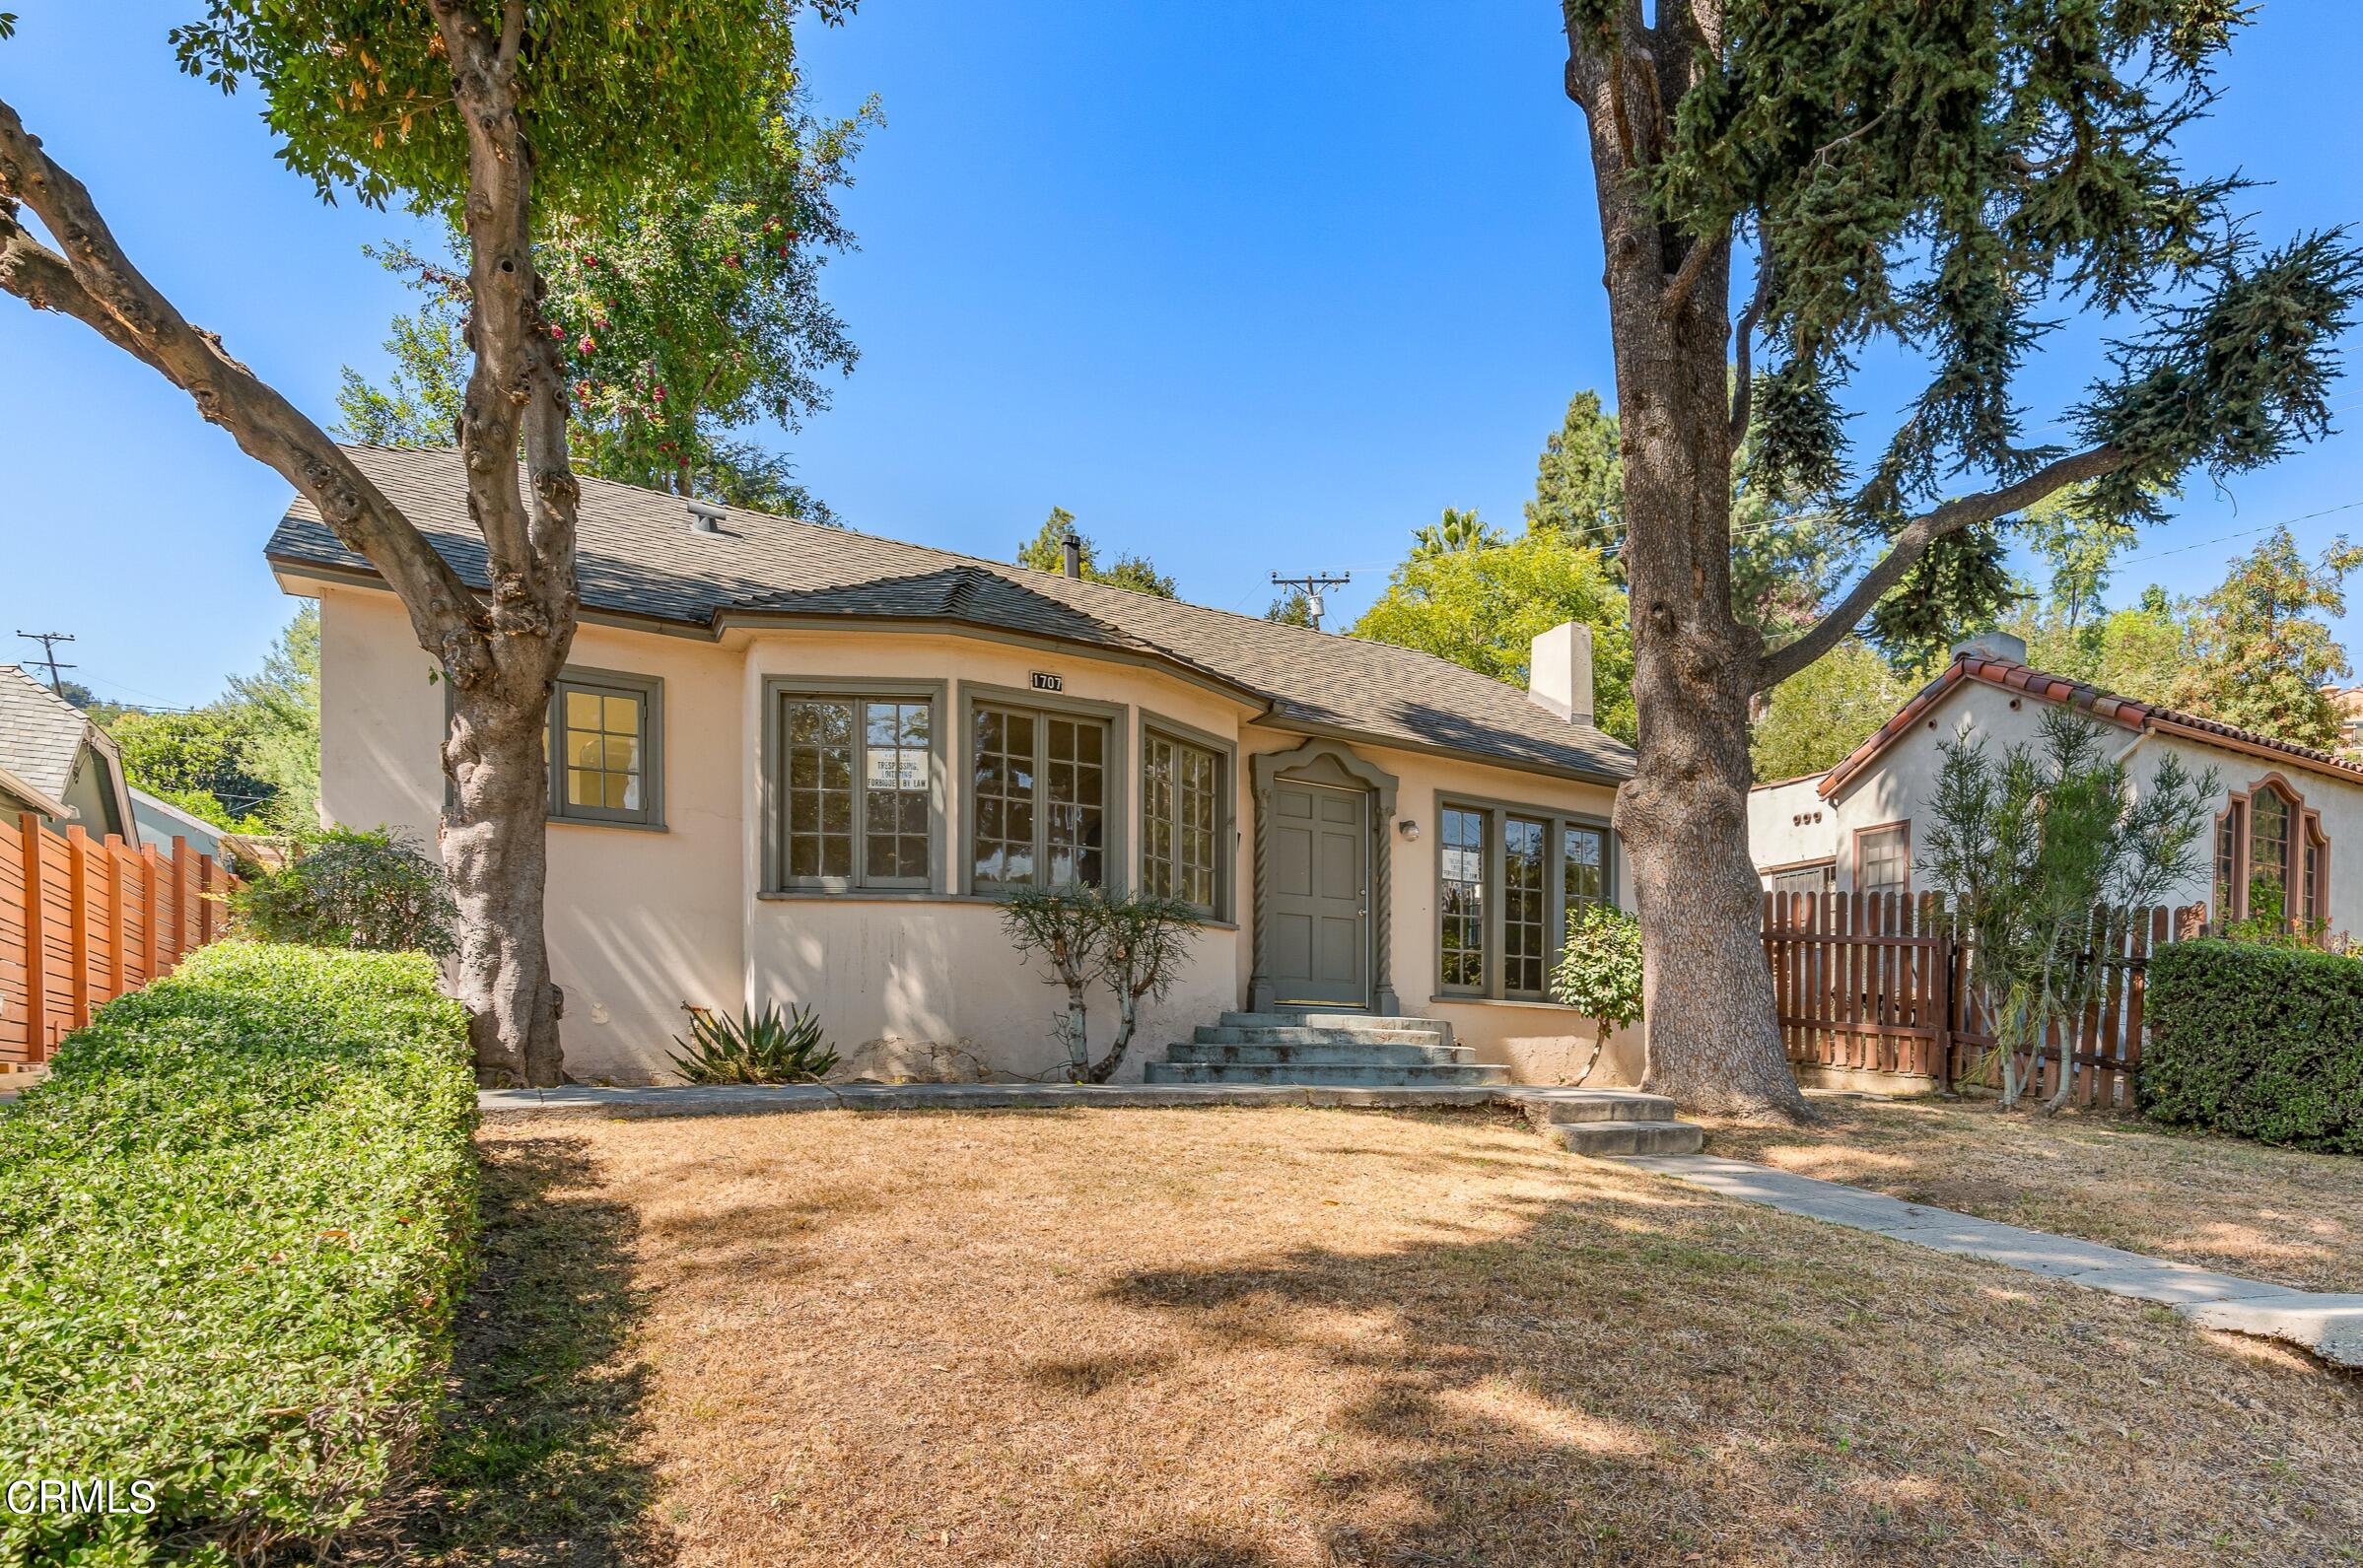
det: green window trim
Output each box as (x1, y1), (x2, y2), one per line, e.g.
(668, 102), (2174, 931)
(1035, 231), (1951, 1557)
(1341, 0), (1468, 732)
(1435, 796), (1613, 1001)
(547, 667), (664, 830)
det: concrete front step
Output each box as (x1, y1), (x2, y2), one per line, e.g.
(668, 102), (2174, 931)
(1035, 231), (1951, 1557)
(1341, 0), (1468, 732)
(1541, 1119), (1705, 1157)
(1219, 1012), (1456, 1046)
(1194, 1025), (1446, 1048)
(1167, 1041), (1472, 1068)
(1146, 1059), (1511, 1088)
(1512, 1088), (1679, 1125)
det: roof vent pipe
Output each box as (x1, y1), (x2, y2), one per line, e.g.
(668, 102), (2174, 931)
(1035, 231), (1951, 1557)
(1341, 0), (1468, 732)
(687, 500), (727, 534)
(1061, 531), (1083, 579)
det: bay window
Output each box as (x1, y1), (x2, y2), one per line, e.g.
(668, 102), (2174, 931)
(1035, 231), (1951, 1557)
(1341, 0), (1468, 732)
(1144, 728), (1224, 915)
(972, 702), (1108, 890)
(774, 689), (937, 891)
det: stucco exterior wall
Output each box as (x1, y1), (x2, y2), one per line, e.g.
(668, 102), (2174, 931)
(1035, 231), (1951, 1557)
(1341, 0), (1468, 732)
(1747, 678), (2363, 931)
(314, 582), (1638, 1084)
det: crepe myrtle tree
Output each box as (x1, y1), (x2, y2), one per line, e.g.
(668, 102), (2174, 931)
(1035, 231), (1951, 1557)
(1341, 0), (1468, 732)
(1558, 1), (2362, 1118)
(0, 1), (849, 1085)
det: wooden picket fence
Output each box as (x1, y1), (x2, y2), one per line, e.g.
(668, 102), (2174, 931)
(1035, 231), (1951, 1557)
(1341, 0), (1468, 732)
(1760, 891), (2202, 1107)
(0, 812), (236, 1065)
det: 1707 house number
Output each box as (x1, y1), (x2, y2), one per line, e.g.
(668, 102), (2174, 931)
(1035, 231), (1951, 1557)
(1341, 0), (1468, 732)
(1029, 671), (1063, 693)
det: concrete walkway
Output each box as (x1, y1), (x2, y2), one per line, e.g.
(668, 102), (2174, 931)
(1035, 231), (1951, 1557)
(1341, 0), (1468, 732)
(1619, 1153), (2363, 1370)
(481, 1080), (1641, 1117)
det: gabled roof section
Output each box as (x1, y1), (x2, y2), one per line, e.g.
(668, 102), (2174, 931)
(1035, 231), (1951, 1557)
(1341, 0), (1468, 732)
(1818, 650), (2363, 800)
(0, 663), (100, 804)
(267, 445), (1637, 784)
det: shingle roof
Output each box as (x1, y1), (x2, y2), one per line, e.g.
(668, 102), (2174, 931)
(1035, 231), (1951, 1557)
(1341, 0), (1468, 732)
(1818, 650), (2363, 799)
(0, 663), (97, 805)
(267, 445), (1636, 784)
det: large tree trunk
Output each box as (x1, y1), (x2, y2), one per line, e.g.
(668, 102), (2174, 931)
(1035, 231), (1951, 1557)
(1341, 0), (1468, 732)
(444, 673), (569, 1086)
(1570, 19), (1812, 1122)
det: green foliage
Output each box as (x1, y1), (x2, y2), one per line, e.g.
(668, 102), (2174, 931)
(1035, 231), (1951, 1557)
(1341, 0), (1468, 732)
(2143, 939), (2363, 1153)
(108, 706), (274, 829)
(1751, 638), (1913, 782)
(170, 0), (848, 218)
(232, 827), (457, 957)
(998, 885), (1202, 1083)
(1414, 506), (1506, 557)
(0, 943), (476, 1566)
(104, 606), (320, 833)
(2002, 582), (2188, 703)
(1351, 529), (1636, 741)
(1550, 902), (1645, 1035)
(335, 94), (876, 522)
(1015, 507), (1177, 597)
(1641, 1), (2359, 626)
(668, 1001), (840, 1084)
(1922, 706), (2217, 1107)
(1522, 391), (1622, 547)
(2165, 525), (2363, 750)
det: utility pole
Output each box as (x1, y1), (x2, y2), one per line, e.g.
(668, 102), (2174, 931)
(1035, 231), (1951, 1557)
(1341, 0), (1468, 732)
(1270, 571), (1351, 632)
(13, 631), (76, 696)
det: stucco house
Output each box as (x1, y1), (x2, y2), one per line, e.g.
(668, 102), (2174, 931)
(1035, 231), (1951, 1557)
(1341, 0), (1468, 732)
(269, 446), (1639, 1086)
(1751, 633), (2363, 933)
(0, 664), (135, 841)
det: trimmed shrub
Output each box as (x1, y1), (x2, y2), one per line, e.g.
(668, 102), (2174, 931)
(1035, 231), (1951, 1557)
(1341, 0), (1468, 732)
(230, 826), (458, 957)
(0, 943), (477, 1566)
(2142, 938), (2363, 1154)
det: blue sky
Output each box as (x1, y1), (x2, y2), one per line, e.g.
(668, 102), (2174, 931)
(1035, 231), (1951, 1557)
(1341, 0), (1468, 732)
(2, 2), (2360, 709)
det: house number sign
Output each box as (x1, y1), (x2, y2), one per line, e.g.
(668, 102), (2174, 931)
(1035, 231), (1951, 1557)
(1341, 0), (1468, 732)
(1029, 670), (1064, 693)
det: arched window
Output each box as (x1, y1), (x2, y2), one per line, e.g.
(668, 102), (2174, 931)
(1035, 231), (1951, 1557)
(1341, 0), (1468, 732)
(2217, 776), (2329, 931)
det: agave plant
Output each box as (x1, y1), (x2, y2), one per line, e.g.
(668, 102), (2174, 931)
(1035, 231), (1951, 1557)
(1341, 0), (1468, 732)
(668, 1001), (841, 1085)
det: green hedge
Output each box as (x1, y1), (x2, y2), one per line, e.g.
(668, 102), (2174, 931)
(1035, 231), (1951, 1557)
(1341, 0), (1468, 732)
(0, 943), (476, 1566)
(2143, 938), (2363, 1154)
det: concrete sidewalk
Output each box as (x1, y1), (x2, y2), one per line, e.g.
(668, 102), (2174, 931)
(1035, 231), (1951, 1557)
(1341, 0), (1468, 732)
(1618, 1152), (2363, 1370)
(481, 1080), (1646, 1117)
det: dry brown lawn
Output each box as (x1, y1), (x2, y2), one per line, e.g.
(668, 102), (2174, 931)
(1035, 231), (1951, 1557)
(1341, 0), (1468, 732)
(409, 1108), (2360, 1568)
(1703, 1095), (2363, 1294)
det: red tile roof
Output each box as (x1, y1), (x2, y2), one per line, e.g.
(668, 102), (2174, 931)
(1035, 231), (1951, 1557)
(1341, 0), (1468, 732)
(1815, 653), (2363, 800)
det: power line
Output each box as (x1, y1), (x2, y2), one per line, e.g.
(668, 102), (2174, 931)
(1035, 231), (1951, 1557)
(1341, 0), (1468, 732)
(13, 631), (76, 696)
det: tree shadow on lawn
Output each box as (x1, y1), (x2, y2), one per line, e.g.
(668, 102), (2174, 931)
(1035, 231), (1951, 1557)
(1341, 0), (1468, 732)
(336, 1129), (674, 1567)
(1083, 1177), (2363, 1567)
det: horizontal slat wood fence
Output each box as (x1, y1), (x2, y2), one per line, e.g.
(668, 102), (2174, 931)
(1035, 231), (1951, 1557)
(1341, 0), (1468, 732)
(1761, 891), (2201, 1107)
(1, 812), (235, 1064)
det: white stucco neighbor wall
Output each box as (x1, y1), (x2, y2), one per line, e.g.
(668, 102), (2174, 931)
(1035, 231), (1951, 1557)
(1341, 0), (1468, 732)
(1746, 676), (2363, 931)
(313, 581), (1636, 1085)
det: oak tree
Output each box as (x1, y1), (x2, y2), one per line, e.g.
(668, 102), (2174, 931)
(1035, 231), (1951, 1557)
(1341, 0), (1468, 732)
(0, 1), (849, 1084)
(1559, 1), (2360, 1116)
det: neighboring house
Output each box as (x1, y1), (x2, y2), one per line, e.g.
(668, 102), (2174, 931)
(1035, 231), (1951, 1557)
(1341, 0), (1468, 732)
(268, 446), (1639, 1085)
(1752, 633), (2363, 932)
(129, 787), (225, 860)
(0, 664), (135, 841)
(2323, 683), (2363, 761)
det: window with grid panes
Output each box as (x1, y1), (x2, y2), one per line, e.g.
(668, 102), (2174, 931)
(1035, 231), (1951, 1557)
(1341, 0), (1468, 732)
(972, 703), (1107, 889)
(1437, 801), (1617, 999)
(548, 671), (660, 827)
(1144, 730), (1222, 913)
(1438, 806), (1487, 989)
(778, 694), (933, 888)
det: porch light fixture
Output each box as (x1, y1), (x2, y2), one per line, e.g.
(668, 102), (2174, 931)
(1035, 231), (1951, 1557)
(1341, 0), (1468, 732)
(1397, 818), (1421, 841)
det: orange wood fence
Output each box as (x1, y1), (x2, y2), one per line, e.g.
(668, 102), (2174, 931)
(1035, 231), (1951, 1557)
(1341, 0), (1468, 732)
(1761, 891), (2202, 1107)
(0, 812), (236, 1065)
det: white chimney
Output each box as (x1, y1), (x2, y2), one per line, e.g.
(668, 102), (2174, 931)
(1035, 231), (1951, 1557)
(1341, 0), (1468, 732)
(1528, 621), (1595, 725)
(1951, 630), (2028, 665)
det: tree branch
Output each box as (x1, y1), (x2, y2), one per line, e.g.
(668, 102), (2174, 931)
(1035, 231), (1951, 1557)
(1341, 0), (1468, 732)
(1662, 230), (1723, 317)
(0, 97), (493, 683)
(1754, 443), (2127, 691)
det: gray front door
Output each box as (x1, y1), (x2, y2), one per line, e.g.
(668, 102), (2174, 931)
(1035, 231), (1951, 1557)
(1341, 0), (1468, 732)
(1268, 781), (1369, 1006)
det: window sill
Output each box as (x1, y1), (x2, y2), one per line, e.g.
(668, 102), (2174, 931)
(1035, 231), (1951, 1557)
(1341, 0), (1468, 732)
(1426, 993), (1584, 1013)
(549, 814), (668, 834)
(753, 887), (1237, 928)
